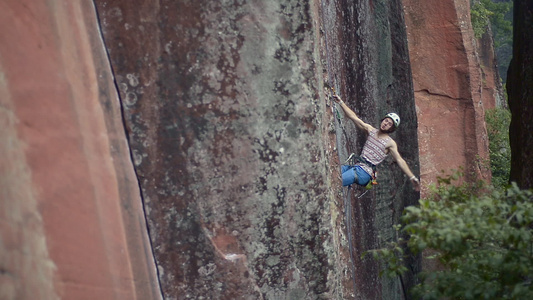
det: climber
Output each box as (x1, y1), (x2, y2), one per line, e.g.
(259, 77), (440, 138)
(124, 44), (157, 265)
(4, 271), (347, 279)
(332, 95), (420, 192)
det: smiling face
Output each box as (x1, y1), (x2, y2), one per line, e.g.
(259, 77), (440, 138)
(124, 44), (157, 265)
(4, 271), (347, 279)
(380, 117), (395, 132)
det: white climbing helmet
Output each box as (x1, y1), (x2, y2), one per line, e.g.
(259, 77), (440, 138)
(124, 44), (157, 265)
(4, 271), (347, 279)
(385, 112), (400, 127)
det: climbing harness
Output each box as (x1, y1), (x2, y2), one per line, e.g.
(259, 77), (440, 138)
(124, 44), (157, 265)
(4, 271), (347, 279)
(343, 153), (379, 192)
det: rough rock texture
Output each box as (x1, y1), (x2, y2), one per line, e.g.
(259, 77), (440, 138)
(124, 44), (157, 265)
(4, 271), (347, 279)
(479, 28), (506, 109)
(94, 0), (347, 299)
(94, 0), (420, 299)
(321, 0), (421, 298)
(1, 0), (422, 298)
(402, 0), (497, 195)
(508, 0), (533, 189)
(0, 1), (161, 299)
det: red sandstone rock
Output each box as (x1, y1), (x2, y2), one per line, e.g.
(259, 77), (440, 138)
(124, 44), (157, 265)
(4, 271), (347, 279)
(479, 28), (506, 109)
(0, 1), (161, 299)
(403, 0), (499, 196)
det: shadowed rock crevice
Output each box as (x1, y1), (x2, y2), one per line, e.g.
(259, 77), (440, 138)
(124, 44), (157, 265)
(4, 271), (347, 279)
(508, 0), (533, 189)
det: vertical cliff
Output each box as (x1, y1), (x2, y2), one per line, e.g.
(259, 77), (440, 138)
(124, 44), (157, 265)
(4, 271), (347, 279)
(94, 0), (347, 298)
(508, 0), (533, 189)
(0, 1), (161, 299)
(402, 0), (500, 195)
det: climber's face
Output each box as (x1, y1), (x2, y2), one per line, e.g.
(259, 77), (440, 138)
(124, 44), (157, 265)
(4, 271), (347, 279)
(380, 117), (394, 131)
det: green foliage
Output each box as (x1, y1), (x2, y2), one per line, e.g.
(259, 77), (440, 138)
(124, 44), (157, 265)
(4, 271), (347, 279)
(483, 0), (513, 48)
(471, 0), (513, 41)
(368, 173), (533, 299)
(486, 107), (511, 190)
(471, 0), (493, 38)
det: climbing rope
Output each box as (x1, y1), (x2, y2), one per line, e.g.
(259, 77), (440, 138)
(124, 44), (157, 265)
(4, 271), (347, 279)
(321, 14), (359, 290)
(320, 7), (381, 292)
(329, 88), (379, 294)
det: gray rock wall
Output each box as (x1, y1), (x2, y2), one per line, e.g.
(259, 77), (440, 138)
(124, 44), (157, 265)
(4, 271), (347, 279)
(95, 0), (420, 299)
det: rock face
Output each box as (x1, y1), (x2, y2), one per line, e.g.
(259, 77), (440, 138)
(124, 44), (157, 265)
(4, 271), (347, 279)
(1, 0), (515, 298)
(508, 0), (533, 189)
(94, 0), (419, 299)
(94, 0), (346, 298)
(1, 0), (422, 299)
(0, 1), (161, 299)
(402, 0), (498, 194)
(479, 28), (506, 109)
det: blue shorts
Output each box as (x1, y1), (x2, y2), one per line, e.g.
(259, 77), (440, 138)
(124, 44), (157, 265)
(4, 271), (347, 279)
(341, 165), (371, 186)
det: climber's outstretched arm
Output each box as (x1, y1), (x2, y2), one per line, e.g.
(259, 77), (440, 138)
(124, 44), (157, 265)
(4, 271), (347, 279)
(332, 95), (374, 134)
(388, 140), (420, 191)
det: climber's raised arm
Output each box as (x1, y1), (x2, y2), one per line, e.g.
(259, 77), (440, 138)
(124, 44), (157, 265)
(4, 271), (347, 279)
(332, 95), (374, 134)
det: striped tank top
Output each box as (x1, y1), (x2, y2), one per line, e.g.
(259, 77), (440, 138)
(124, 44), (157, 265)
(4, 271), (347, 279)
(358, 129), (391, 175)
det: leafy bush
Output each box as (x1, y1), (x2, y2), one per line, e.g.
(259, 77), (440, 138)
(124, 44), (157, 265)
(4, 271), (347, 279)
(368, 173), (533, 299)
(484, 0), (513, 48)
(471, 0), (493, 38)
(486, 107), (511, 190)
